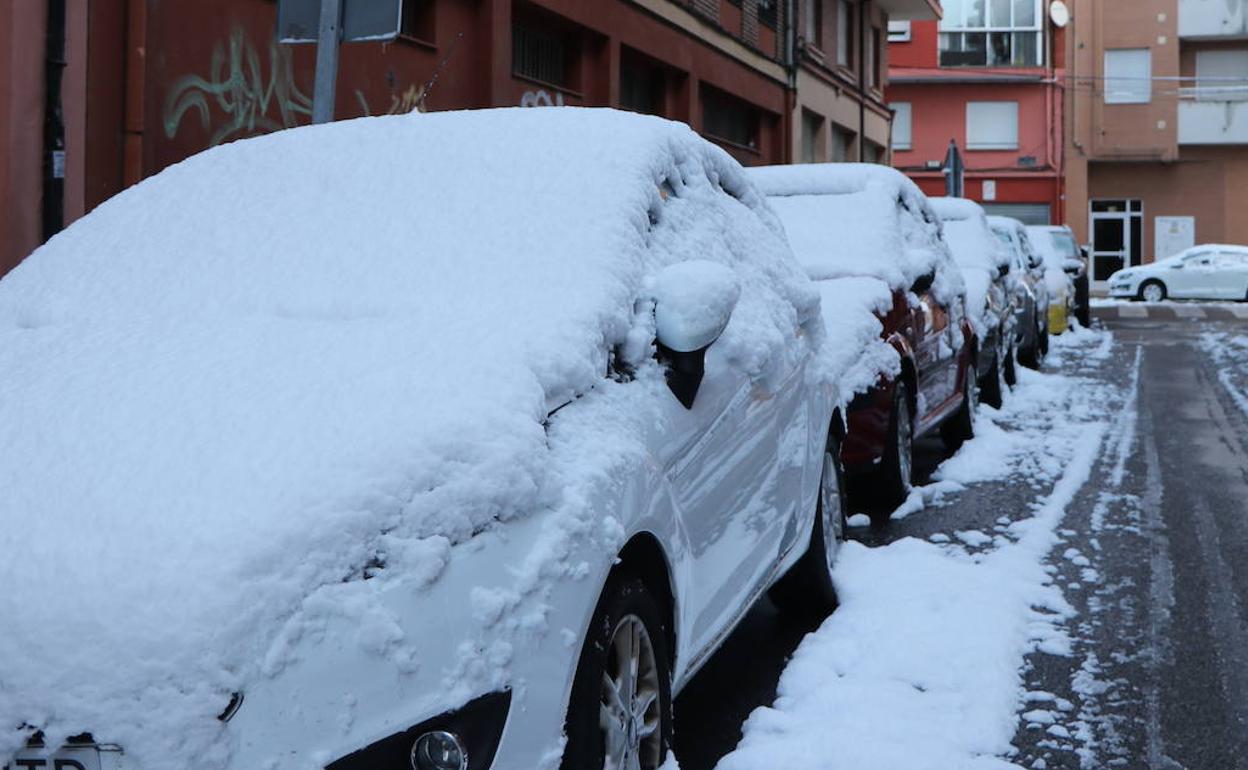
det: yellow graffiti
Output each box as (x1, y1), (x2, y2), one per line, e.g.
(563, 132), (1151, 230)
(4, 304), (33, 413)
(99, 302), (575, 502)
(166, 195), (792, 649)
(354, 82), (427, 117)
(163, 26), (312, 146)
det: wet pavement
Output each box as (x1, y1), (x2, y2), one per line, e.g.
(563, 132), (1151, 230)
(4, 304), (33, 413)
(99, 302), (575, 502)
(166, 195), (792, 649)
(674, 309), (1248, 770)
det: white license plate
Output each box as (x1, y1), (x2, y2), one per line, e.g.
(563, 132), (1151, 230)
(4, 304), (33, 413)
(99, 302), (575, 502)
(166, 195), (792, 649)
(4, 746), (101, 770)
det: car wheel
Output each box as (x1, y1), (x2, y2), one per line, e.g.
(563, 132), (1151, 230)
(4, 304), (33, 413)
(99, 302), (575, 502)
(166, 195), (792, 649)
(978, 353), (1003, 409)
(1039, 321), (1050, 358)
(1076, 276), (1092, 326)
(770, 429), (846, 618)
(1019, 320), (1044, 371)
(1003, 342), (1018, 388)
(871, 381), (914, 522)
(941, 370), (976, 451)
(562, 576), (672, 770)
(1140, 280), (1167, 303)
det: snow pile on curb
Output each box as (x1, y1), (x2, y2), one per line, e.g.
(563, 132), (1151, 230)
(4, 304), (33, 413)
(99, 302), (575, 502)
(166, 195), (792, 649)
(718, 330), (1112, 770)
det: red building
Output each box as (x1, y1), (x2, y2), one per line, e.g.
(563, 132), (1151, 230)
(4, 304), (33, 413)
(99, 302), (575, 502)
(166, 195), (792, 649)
(885, 0), (1068, 226)
(1, 0), (795, 277)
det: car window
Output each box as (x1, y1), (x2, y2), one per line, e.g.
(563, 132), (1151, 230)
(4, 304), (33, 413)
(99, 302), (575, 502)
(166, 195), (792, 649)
(1183, 251), (1213, 266)
(1216, 252), (1248, 269)
(1049, 231), (1079, 258)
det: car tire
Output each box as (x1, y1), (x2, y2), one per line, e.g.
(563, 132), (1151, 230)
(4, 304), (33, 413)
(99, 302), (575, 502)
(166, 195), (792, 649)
(1075, 276), (1091, 327)
(1003, 342), (1018, 388)
(1019, 320), (1044, 371)
(941, 370), (976, 451)
(770, 429), (846, 618)
(562, 576), (673, 770)
(978, 353), (1003, 409)
(871, 381), (914, 522)
(1139, 280), (1167, 303)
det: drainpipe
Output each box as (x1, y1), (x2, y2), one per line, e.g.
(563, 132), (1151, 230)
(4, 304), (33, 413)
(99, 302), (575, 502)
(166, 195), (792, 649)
(858, 0), (867, 162)
(785, 0), (797, 163)
(42, 0), (67, 241)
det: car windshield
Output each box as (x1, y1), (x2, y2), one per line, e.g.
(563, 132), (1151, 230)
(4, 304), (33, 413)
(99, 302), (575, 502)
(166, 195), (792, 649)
(1049, 231), (1079, 258)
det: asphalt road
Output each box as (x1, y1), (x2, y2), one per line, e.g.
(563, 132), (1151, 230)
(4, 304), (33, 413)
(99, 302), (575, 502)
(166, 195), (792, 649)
(673, 308), (1248, 770)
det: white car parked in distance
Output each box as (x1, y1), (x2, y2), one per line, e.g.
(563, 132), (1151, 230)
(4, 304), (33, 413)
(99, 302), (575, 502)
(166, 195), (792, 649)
(1108, 244), (1248, 302)
(0, 109), (857, 770)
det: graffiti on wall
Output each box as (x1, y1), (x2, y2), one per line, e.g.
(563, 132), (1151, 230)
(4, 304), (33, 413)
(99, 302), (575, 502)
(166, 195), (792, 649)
(519, 90), (565, 108)
(164, 26), (425, 148)
(163, 26), (312, 146)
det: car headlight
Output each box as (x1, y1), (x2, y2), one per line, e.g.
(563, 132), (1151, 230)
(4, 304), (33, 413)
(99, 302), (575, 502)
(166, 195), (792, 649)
(326, 690), (510, 770)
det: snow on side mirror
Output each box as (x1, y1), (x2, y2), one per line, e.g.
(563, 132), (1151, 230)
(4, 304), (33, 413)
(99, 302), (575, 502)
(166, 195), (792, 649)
(652, 260), (741, 409)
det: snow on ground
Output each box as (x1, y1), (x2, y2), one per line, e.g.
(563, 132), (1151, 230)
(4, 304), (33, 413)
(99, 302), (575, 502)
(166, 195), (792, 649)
(1198, 330), (1248, 420)
(716, 328), (1116, 770)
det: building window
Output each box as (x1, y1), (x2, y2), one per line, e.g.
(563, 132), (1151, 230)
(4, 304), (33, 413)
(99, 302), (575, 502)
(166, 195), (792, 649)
(620, 49), (666, 116)
(806, 0), (824, 49)
(400, 0), (435, 43)
(513, 24), (568, 87)
(759, 0), (778, 28)
(1195, 49), (1248, 101)
(938, 0), (1042, 67)
(836, 0), (852, 67)
(801, 109), (827, 163)
(966, 101), (1019, 149)
(1103, 48), (1152, 104)
(891, 102), (912, 150)
(703, 86), (760, 150)
(863, 141), (883, 164)
(888, 20), (912, 42)
(869, 26), (882, 88)
(831, 123), (855, 161)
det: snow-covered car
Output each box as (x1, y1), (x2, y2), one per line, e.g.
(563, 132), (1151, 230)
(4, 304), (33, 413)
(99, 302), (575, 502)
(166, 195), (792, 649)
(747, 163), (975, 517)
(1026, 225), (1090, 328)
(0, 109), (851, 770)
(929, 198), (1017, 408)
(1108, 244), (1248, 302)
(986, 216), (1050, 370)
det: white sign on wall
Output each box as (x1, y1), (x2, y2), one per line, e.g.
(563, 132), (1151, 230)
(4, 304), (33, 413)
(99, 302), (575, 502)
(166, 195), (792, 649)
(1155, 216), (1195, 260)
(982, 180), (997, 201)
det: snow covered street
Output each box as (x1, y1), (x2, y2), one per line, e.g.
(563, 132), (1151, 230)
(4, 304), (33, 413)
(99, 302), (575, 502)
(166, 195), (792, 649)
(675, 313), (1248, 770)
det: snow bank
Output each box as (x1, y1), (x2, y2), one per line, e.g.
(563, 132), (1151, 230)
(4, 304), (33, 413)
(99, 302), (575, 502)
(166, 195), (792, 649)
(0, 108), (817, 767)
(748, 164), (964, 304)
(718, 329), (1115, 770)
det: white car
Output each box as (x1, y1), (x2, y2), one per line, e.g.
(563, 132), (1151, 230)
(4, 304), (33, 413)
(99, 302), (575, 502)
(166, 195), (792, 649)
(0, 110), (853, 770)
(1108, 245), (1248, 302)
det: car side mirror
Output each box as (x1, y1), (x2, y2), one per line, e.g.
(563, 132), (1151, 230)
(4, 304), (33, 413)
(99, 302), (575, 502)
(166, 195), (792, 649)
(910, 270), (936, 295)
(997, 263), (1010, 279)
(652, 260), (740, 409)
(1080, 245), (1090, 260)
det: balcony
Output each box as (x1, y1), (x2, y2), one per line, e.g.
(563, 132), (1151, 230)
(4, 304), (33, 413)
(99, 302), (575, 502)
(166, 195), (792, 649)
(1179, 97), (1248, 144)
(1179, 0), (1248, 39)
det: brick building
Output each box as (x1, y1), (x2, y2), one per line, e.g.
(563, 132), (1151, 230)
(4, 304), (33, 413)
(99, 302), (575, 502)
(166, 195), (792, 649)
(1067, 0), (1248, 284)
(2, 0), (804, 277)
(885, 0), (1068, 227)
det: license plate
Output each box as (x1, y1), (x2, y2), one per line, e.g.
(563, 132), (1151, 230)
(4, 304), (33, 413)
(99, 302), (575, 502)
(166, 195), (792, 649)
(4, 746), (101, 770)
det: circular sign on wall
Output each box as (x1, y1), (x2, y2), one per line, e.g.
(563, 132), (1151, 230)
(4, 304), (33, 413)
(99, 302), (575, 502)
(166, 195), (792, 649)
(1050, 0), (1071, 27)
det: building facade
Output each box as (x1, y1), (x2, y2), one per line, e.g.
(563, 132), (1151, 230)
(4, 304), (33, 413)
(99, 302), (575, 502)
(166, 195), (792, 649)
(886, 0), (1068, 226)
(1067, 0), (1248, 284)
(3, 0), (811, 277)
(791, 0), (941, 165)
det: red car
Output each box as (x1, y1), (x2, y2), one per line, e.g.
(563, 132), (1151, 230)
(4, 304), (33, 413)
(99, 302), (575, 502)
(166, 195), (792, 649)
(749, 164), (978, 517)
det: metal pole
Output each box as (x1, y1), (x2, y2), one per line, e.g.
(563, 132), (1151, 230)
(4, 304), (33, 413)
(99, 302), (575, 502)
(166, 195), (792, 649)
(312, 0), (343, 124)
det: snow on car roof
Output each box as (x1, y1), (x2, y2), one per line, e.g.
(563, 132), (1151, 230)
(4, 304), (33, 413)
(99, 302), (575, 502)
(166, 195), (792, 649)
(929, 198), (1009, 273)
(0, 107), (817, 767)
(746, 164), (962, 299)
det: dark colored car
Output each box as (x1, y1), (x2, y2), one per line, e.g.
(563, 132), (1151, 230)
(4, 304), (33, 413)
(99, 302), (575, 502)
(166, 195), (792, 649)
(748, 163), (978, 518)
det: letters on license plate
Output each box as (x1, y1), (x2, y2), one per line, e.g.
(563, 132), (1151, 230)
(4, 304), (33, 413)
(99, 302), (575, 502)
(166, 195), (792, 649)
(4, 747), (101, 770)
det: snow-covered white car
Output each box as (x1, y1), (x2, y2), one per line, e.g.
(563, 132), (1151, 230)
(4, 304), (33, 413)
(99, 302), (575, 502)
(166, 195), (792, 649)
(0, 109), (850, 770)
(1108, 244), (1248, 302)
(985, 216), (1049, 370)
(929, 198), (1017, 408)
(746, 164), (976, 516)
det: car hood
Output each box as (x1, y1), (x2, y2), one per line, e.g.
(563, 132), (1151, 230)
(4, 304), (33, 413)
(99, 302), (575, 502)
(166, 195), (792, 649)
(0, 108), (816, 767)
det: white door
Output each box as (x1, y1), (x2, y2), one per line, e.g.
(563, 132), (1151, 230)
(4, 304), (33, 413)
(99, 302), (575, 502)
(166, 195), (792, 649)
(656, 347), (806, 657)
(1171, 251), (1216, 298)
(1213, 252), (1248, 300)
